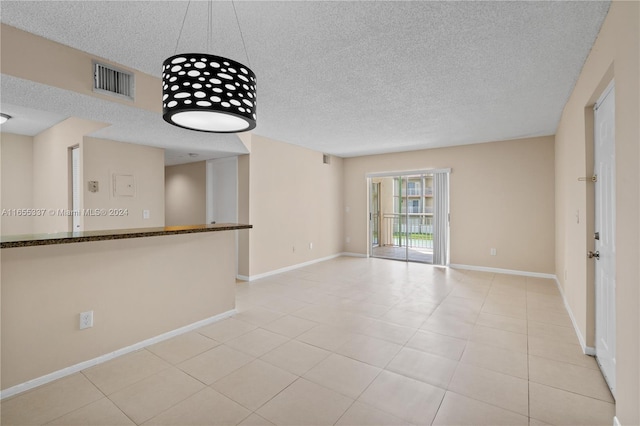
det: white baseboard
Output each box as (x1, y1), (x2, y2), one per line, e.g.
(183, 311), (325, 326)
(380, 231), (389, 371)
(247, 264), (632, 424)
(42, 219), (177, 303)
(613, 416), (621, 426)
(449, 264), (556, 279)
(236, 252), (368, 281)
(554, 277), (596, 356)
(340, 252), (367, 258)
(0, 309), (236, 400)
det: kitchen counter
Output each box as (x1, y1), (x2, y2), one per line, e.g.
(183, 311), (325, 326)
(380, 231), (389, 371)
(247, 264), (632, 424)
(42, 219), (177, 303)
(0, 223), (252, 248)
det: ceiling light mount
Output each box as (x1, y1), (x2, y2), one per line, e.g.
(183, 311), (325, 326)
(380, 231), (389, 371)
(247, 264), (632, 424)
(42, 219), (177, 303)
(162, 54), (256, 133)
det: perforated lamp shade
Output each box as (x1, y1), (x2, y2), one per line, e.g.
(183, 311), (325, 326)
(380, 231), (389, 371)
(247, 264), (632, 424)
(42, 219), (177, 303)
(162, 54), (257, 133)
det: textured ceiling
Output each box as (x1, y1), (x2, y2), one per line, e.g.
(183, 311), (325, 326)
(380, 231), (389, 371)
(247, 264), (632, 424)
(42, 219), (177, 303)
(0, 1), (610, 160)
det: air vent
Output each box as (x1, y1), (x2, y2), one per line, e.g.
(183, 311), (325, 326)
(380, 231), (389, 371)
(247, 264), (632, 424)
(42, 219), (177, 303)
(93, 62), (134, 100)
(323, 154), (331, 165)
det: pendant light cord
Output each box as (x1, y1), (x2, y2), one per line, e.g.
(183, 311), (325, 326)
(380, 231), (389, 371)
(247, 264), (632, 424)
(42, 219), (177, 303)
(173, 1), (191, 55)
(232, 0), (252, 68)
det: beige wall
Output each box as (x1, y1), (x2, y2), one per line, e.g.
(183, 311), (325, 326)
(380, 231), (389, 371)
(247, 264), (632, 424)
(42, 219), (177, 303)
(237, 154), (251, 277)
(0, 24), (160, 113)
(165, 161), (206, 226)
(32, 118), (108, 234)
(1, 231), (236, 390)
(344, 136), (556, 274)
(82, 137), (165, 230)
(0, 133), (34, 235)
(241, 135), (344, 277)
(554, 1), (639, 423)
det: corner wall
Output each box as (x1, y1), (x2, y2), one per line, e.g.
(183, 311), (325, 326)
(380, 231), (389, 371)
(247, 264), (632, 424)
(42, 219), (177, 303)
(0, 133), (34, 235)
(82, 137), (165, 230)
(241, 135), (344, 277)
(343, 136), (556, 274)
(554, 1), (639, 423)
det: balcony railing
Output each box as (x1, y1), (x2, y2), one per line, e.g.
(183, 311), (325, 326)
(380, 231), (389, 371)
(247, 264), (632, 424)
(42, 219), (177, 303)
(403, 187), (433, 196)
(381, 213), (433, 249)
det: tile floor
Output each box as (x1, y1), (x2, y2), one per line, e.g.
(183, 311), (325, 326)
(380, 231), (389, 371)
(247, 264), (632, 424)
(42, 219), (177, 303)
(1, 257), (615, 425)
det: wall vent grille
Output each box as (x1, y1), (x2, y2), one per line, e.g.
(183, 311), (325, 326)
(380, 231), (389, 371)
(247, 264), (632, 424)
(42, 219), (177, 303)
(93, 62), (134, 100)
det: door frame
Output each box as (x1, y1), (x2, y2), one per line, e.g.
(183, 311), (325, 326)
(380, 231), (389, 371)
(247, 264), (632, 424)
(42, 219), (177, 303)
(366, 168), (450, 263)
(592, 80), (616, 397)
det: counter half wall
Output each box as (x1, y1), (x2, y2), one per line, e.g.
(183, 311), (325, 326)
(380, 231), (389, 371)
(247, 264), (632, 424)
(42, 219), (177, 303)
(1, 225), (250, 393)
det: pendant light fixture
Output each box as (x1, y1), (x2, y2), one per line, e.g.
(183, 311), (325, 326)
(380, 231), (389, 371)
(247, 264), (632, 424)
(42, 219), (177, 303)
(162, 1), (256, 133)
(0, 113), (11, 124)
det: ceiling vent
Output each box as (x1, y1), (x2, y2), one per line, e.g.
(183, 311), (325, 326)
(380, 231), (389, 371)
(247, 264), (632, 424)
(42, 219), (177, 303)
(93, 61), (134, 100)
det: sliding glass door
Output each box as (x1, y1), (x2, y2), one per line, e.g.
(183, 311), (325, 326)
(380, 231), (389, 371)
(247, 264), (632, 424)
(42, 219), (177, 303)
(369, 170), (449, 264)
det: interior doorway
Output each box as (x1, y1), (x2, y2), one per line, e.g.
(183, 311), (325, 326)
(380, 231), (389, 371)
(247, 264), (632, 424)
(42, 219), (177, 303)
(368, 169), (449, 264)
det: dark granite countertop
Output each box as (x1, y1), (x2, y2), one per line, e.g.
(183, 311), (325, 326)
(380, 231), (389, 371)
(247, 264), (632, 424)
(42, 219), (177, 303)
(0, 223), (252, 248)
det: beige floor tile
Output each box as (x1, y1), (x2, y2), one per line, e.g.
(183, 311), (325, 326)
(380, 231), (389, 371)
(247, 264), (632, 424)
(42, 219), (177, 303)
(225, 328), (289, 357)
(212, 359), (297, 410)
(449, 286), (489, 301)
(481, 300), (527, 319)
(393, 300), (438, 315)
(233, 307), (286, 326)
(261, 339), (330, 375)
(460, 341), (528, 379)
(238, 413), (275, 426)
(529, 382), (615, 426)
(83, 350), (170, 395)
(528, 335), (599, 369)
(528, 355), (614, 402)
(46, 398), (135, 425)
(198, 318), (258, 342)
(527, 308), (573, 328)
(335, 401), (410, 426)
(448, 363), (529, 416)
(528, 418), (553, 426)
(257, 378), (353, 425)
(177, 345), (254, 384)
(470, 325), (528, 353)
(1, 374), (103, 426)
(297, 324), (357, 351)
(526, 294), (566, 313)
(360, 319), (416, 345)
(476, 312), (527, 334)
(336, 334), (402, 368)
(484, 291), (527, 306)
(304, 353), (381, 399)
(147, 332), (219, 365)
(261, 314), (318, 338)
(386, 347), (458, 389)
(405, 329), (467, 360)
(432, 391), (528, 426)
(380, 308), (429, 328)
(143, 387), (250, 425)
(420, 315), (475, 340)
(432, 303), (480, 324)
(109, 367), (205, 424)
(526, 278), (560, 295)
(358, 370), (445, 425)
(528, 320), (580, 345)
(259, 296), (310, 314)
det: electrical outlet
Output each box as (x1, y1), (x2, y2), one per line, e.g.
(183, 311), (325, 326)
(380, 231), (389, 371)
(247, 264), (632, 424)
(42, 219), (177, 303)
(309, 242), (313, 250)
(143, 209), (150, 219)
(346, 237), (351, 244)
(490, 248), (497, 256)
(79, 311), (93, 330)
(292, 245), (295, 253)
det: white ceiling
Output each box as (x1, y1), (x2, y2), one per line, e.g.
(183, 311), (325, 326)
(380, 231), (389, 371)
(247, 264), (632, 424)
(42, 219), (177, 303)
(0, 1), (610, 162)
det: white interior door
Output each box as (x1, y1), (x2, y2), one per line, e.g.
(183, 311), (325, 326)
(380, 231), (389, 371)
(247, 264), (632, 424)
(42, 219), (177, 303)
(594, 82), (616, 397)
(206, 157), (238, 224)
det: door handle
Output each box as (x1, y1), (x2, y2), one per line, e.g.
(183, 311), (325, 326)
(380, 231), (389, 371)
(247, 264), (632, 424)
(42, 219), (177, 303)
(588, 251), (600, 260)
